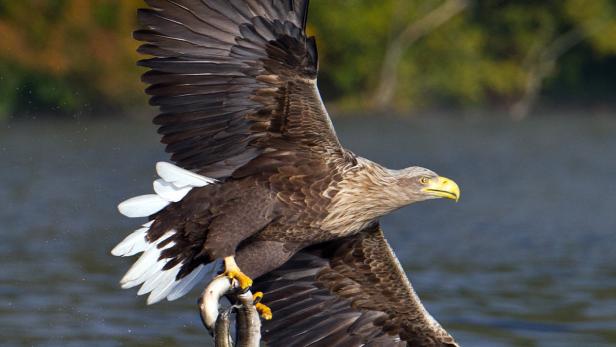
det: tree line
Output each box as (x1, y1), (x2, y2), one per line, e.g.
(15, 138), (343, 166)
(0, 0), (615, 120)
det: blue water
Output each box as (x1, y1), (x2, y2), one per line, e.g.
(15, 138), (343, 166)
(1, 114), (615, 346)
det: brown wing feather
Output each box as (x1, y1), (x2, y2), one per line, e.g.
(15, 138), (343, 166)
(254, 224), (459, 347)
(135, 0), (343, 179)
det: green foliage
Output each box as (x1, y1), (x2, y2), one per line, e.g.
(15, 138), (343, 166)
(565, 0), (616, 55)
(0, 0), (143, 119)
(93, 1), (120, 29)
(0, 63), (19, 119)
(309, 0), (616, 111)
(309, 0), (395, 94)
(0, 0), (615, 119)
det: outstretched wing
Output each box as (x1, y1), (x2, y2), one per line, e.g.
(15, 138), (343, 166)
(135, 0), (344, 179)
(254, 224), (459, 347)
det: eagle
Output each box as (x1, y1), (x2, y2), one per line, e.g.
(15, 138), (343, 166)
(111, 0), (461, 346)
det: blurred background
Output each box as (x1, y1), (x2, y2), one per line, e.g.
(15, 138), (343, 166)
(1, 1), (615, 346)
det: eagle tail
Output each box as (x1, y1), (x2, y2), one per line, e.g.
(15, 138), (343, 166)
(112, 162), (221, 304)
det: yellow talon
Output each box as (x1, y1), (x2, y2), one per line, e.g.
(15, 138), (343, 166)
(253, 292), (272, 320)
(252, 291), (264, 304)
(255, 302), (272, 320)
(222, 256), (253, 290)
(220, 257), (270, 319)
(225, 269), (253, 290)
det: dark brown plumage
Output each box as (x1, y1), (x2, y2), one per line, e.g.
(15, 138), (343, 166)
(255, 224), (458, 347)
(113, 0), (461, 345)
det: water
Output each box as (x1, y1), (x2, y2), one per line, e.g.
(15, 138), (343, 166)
(1, 114), (616, 346)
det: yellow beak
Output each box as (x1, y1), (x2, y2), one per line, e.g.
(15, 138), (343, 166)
(421, 176), (460, 202)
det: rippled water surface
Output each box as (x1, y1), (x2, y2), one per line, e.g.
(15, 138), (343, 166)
(2, 115), (616, 346)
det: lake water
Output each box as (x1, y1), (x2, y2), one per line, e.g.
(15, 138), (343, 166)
(1, 114), (615, 346)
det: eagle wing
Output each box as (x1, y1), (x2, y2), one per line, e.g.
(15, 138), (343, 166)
(135, 0), (344, 179)
(254, 224), (459, 347)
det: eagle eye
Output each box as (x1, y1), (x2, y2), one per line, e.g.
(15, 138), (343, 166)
(419, 176), (430, 185)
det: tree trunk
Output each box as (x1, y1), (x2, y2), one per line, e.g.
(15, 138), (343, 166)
(372, 0), (469, 109)
(510, 23), (606, 120)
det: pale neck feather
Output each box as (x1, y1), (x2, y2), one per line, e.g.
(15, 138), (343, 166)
(322, 157), (416, 235)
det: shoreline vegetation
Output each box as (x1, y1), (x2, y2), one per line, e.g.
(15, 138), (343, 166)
(3, 102), (616, 125)
(1, 1), (615, 121)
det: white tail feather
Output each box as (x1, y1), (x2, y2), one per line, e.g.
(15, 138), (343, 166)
(117, 162), (216, 218)
(146, 265), (183, 304)
(153, 179), (192, 202)
(111, 227), (149, 257)
(166, 264), (207, 301)
(117, 240), (212, 303)
(121, 263), (164, 289)
(120, 232), (174, 285)
(121, 250), (168, 289)
(138, 268), (169, 295)
(156, 161), (216, 187)
(118, 194), (169, 218)
(168, 261), (221, 301)
(113, 162), (218, 303)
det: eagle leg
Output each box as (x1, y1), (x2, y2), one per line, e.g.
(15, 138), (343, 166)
(252, 291), (272, 320)
(221, 256), (253, 291)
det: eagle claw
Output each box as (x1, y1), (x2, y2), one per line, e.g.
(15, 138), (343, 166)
(252, 291), (264, 304)
(224, 269), (253, 291)
(215, 257), (271, 320)
(221, 256), (253, 291)
(253, 292), (272, 320)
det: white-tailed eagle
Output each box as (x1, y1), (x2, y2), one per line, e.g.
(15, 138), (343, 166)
(112, 1), (460, 346)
